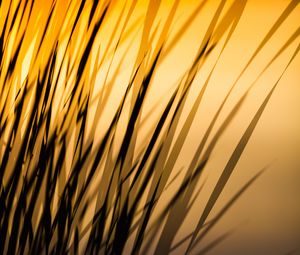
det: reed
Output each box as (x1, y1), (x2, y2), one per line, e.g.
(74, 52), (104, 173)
(0, 0), (298, 254)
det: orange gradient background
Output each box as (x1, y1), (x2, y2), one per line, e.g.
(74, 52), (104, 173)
(1, 0), (300, 254)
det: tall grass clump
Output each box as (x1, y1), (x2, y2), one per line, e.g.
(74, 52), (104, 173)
(0, 0), (299, 254)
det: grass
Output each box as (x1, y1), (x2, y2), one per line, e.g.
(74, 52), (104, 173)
(0, 0), (299, 254)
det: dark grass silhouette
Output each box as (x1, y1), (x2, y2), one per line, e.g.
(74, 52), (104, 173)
(0, 0), (299, 254)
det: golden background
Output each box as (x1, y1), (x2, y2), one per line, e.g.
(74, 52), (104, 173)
(0, 0), (299, 254)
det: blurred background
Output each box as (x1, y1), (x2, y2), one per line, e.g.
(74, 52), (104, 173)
(1, 0), (299, 254)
